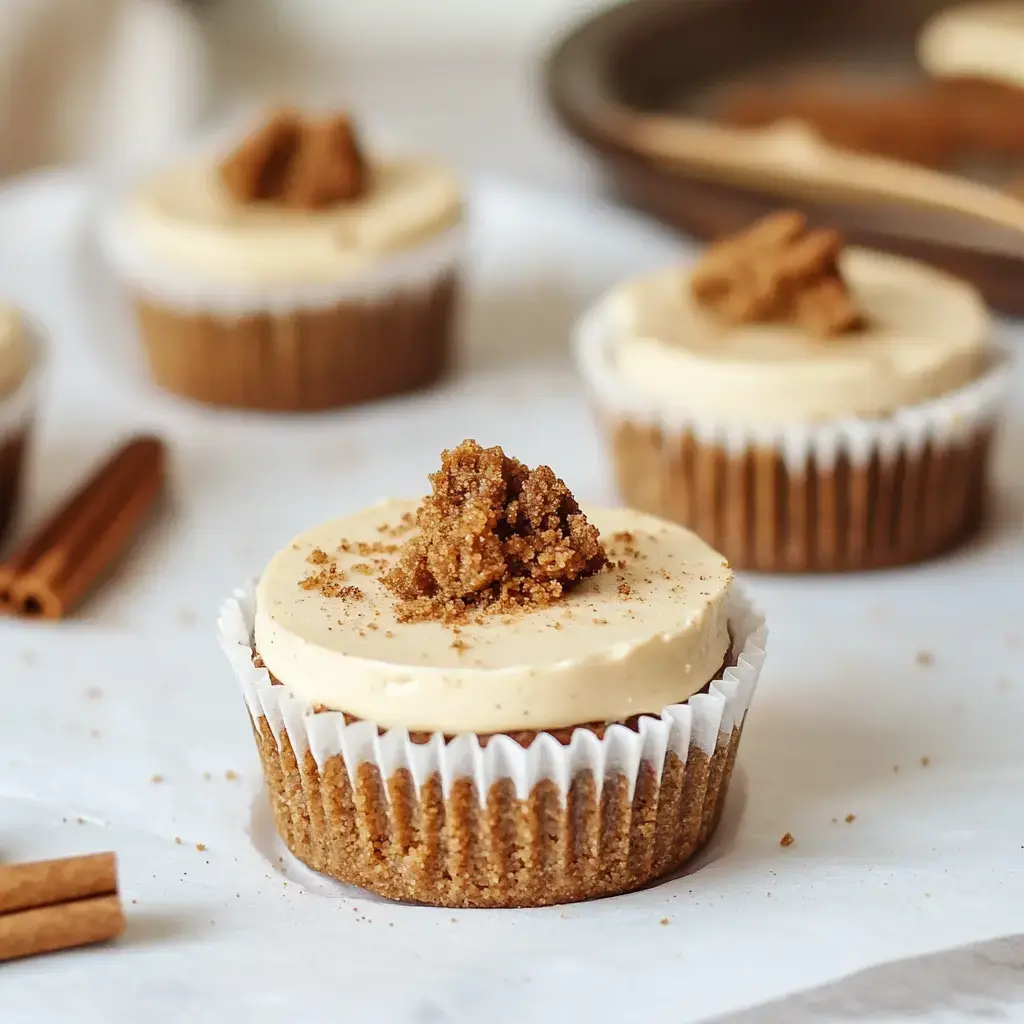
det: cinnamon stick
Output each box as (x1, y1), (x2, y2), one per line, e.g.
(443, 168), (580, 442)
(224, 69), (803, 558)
(0, 852), (117, 914)
(0, 896), (125, 962)
(0, 853), (125, 961)
(0, 436), (165, 618)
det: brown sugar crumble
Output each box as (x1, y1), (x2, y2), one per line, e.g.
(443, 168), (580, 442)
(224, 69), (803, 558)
(382, 440), (607, 623)
(690, 210), (862, 337)
(219, 108), (367, 209)
(845, 814), (856, 824)
(780, 832), (795, 847)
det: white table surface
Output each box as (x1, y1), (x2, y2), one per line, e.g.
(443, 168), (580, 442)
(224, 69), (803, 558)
(0, 138), (1023, 1024)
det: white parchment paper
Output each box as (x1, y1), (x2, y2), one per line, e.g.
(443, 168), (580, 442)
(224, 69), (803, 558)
(1, 171), (1023, 1024)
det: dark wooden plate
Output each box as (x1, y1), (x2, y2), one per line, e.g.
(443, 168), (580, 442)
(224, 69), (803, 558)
(545, 0), (1024, 316)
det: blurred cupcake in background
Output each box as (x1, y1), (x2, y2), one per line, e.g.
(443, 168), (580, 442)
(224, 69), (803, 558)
(0, 306), (41, 546)
(100, 108), (464, 411)
(574, 211), (1013, 573)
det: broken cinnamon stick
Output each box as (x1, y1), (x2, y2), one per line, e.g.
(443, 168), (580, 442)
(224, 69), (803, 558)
(0, 853), (125, 961)
(0, 436), (165, 618)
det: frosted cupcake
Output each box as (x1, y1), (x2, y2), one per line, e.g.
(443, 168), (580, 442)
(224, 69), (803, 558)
(219, 440), (765, 908)
(101, 109), (463, 411)
(574, 211), (1012, 572)
(0, 306), (39, 546)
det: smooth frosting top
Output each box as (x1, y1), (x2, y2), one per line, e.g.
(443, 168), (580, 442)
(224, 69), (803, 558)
(0, 306), (31, 398)
(254, 500), (732, 734)
(119, 156), (463, 284)
(919, 1), (1024, 87)
(609, 248), (989, 425)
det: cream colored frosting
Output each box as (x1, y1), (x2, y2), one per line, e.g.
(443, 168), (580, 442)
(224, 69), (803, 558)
(253, 500), (732, 734)
(119, 156), (463, 284)
(610, 248), (989, 425)
(919, 1), (1024, 88)
(0, 306), (31, 398)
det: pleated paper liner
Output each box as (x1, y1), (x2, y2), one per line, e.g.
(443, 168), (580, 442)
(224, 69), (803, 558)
(574, 295), (1013, 572)
(99, 205), (465, 412)
(0, 322), (43, 546)
(218, 583), (767, 909)
(132, 272), (459, 411)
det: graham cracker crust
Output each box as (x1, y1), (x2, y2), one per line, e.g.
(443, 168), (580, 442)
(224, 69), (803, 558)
(252, 716), (742, 908)
(0, 428), (29, 547)
(132, 272), (459, 411)
(612, 421), (994, 572)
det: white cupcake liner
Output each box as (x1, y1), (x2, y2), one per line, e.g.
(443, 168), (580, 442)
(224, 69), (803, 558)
(97, 204), (466, 317)
(217, 582), (766, 803)
(573, 292), (1014, 471)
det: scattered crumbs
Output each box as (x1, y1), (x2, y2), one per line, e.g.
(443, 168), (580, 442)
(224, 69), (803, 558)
(616, 559), (628, 570)
(612, 530), (635, 543)
(352, 563), (374, 576)
(450, 918), (457, 924)
(593, 618), (608, 625)
(151, 774), (164, 784)
(924, 892), (931, 898)
(174, 837), (182, 845)
(780, 832), (795, 847)
(307, 548), (329, 565)
(76, 817), (85, 825)
(451, 638), (470, 654)
(617, 582), (632, 597)
(920, 756), (931, 767)
(845, 814), (856, 824)
(291, 543), (300, 551)
(385, 631), (394, 639)
(549, 621), (563, 630)
(661, 570), (672, 580)
(893, 764), (901, 774)
(831, 817), (838, 824)
(915, 651), (934, 668)
(338, 586), (364, 601)
(131, 899), (138, 905)
(659, 917), (670, 926)
(84, 686), (103, 700)
(367, 621), (379, 631)
(196, 843), (206, 852)
(225, 770), (238, 781)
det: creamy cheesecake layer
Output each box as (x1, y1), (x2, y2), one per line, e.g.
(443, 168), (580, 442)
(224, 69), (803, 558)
(920, 2), (1024, 88)
(119, 156), (462, 284)
(254, 500), (732, 734)
(610, 248), (989, 425)
(0, 306), (31, 398)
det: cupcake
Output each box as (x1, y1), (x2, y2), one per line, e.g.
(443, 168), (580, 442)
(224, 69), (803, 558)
(219, 440), (766, 908)
(100, 109), (463, 411)
(574, 211), (1012, 572)
(0, 306), (39, 546)
(919, 1), (1024, 158)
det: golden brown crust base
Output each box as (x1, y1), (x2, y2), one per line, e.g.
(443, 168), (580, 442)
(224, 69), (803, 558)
(0, 428), (29, 547)
(131, 272), (458, 411)
(611, 420), (993, 572)
(253, 714), (742, 908)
